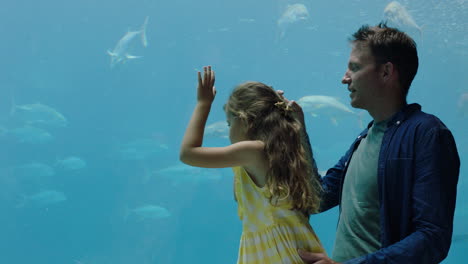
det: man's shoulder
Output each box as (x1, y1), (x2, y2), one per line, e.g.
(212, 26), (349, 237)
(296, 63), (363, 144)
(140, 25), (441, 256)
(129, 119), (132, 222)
(405, 105), (447, 130)
(399, 109), (457, 146)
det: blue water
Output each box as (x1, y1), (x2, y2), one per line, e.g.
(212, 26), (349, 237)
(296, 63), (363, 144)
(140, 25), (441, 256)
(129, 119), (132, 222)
(0, 0), (466, 263)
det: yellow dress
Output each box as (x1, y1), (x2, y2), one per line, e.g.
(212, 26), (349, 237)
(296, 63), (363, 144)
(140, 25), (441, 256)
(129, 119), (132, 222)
(233, 166), (325, 264)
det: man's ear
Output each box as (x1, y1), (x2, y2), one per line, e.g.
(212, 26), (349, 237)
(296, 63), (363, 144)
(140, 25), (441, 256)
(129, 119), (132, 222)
(382, 62), (395, 80)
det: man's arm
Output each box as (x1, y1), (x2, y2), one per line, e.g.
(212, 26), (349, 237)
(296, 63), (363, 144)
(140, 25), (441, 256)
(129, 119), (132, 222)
(302, 127), (358, 213)
(278, 91), (353, 213)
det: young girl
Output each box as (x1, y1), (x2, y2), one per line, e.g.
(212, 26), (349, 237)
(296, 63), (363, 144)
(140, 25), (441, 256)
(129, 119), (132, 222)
(180, 66), (325, 263)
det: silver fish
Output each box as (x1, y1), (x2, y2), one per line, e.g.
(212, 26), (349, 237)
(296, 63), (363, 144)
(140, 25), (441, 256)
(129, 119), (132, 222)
(457, 92), (468, 118)
(116, 138), (168, 161)
(55, 156), (87, 171)
(12, 102), (67, 128)
(14, 162), (55, 178)
(205, 121), (229, 139)
(151, 163), (222, 186)
(107, 16), (149, 68)
(9, 126), (53, 144)
(125, 204), (171, 222)
(17, 190), (67, 208)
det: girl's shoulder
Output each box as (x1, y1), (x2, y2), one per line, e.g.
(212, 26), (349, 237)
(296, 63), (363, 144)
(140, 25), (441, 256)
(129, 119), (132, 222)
(231, 140), (264, 150)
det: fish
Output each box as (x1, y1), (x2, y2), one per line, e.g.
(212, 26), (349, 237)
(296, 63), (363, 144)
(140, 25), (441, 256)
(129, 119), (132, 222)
(14, 162), (55, 178)
(17, 190), (67, 208)
(297, 95), (361, 126)
(151, 163), (222, 186)
(0, 126), (7, 137)
(107, 16), (149, 68)
(55, 156), (87, 171)
(277, 3), (310, 40)
(205, 121), (229, 139)
(11, 102), (67, 128)
(452, 234), (468, 243)
(457, 92), (468, 118)
(238, 18), (256, 23)
(116, 138), (168, 161)
(383, 1), (422, 38)
(8, 126), (53, 144)
(125, 204), (171, 222)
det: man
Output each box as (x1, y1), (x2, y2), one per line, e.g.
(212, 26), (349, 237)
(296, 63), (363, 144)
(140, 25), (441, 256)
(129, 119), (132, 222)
(287, 22), (460, 263)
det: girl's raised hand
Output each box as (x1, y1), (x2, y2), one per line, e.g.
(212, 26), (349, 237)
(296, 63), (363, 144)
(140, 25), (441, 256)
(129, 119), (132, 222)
(197, 66), (216, 104)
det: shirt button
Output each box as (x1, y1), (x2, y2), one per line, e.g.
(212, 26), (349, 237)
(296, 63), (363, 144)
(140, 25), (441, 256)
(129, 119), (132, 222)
(396, 121), (401, 125)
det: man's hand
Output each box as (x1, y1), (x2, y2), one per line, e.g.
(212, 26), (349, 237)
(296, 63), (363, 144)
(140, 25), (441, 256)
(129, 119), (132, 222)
(298, 250), (340, 264)
(276, 90), (306, 127)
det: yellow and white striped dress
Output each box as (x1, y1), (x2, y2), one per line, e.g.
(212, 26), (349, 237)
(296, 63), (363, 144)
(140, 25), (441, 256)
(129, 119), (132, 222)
(233, 166), (325, 264)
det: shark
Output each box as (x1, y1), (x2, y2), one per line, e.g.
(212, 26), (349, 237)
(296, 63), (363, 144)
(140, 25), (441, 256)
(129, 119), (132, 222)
(277, 3), (310, 40)
(383, 2), (422, 38)
(297, 95), (364, 127)
(107, 16), (149, 68)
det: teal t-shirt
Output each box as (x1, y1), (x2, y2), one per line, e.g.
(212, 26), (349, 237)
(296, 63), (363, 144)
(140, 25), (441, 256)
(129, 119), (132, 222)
(332, 120), (387, 262)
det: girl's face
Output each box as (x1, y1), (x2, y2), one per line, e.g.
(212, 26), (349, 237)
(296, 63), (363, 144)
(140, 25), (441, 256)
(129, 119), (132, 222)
(226, 112), (247, 143)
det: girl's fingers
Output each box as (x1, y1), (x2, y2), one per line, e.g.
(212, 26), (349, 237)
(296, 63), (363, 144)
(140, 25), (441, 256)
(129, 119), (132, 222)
(205, 66), (211, 85)
(201, 67), (206, 86)
(199, 66), (216, 89)
(211, 70), (215, 87)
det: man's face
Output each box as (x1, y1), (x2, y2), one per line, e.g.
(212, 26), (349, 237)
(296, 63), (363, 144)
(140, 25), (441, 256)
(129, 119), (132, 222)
(342, 43), (383, 110)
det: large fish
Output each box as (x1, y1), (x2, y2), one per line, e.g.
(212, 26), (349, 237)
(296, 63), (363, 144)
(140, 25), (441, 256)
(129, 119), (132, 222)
(297, 95), (362, 126)
(107, 16), (149, 68)
(11, 102), (67, 128)
(383, 1), (422, 38)
(277, 3), (310, 40)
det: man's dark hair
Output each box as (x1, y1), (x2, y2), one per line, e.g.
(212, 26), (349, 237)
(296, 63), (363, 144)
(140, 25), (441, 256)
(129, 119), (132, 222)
(350, 22), (419, 97)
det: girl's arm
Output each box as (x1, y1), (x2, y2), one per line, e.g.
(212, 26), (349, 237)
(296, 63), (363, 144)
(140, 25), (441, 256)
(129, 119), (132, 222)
(181, 140), (264, 168)
(179, 66), (264, 169)
(180, 65), (216, 162)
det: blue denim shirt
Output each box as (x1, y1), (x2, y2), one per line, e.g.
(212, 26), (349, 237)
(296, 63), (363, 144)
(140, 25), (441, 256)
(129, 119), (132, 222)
(314, 103), (460, 264)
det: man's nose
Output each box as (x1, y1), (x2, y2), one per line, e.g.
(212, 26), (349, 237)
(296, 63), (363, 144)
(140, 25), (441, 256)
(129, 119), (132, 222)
(342, 72), (351, 84)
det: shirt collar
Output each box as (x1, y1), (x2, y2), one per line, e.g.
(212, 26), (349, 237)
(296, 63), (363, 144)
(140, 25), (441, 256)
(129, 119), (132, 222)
(386, 103), (421, 127)
(363, 103), (421, 131)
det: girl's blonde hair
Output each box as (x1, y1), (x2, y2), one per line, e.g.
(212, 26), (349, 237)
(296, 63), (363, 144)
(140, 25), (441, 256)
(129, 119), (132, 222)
(224, 81), (322, 215)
